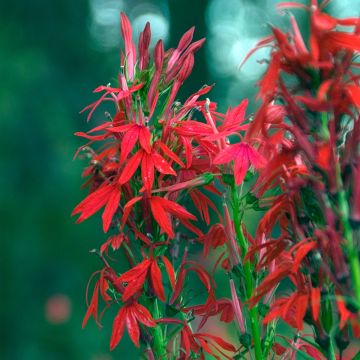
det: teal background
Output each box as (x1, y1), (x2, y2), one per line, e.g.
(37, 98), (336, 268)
(1, 0), (358, 359)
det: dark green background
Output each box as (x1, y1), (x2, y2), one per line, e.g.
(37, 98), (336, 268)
(1, 0), (355, 359)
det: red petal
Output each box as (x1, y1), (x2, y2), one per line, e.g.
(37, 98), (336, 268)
(157, 141), (185, 167)
(239, 35), (274, 70)
(233, 151), (249, 185)
(102, 187), (121, 233)
(213, 144), (240, 165)
(157, 197), (196, 220)
(121, 270), (148, 302)
(174, 120), (213, 136)
(323, 31), (360, 52)
(118, 150), (143, 184)
(110, 307), (126, 350)
(152, 152), (177, 175)
(133, 303), (156, 327)
(347, 85), (360, 107)
(125, 307), (141, 347)
(82, 282), (99, 328)
(187, 265), (212, 293)
(294, 294), (309, 330)
(121, 196), (142, 226)
(161, 255), (176, 289)
(182, 329), (191, 357)
(197, 333), (236, 352)
(139, 126), (152, 153)
(149, 197), (174, 237)
(257, 51), (280, 100)
(88, 121), (113, 133)
(72, 184), (113, 223)
(169, 265), (186, 305)
(311, 287), (321, 322)
(99, 270), (112, 303)
(119, 259), (151, 283)
(292, 241), (317, 272)
(120, 13), (135, 79)
(220, 99), (248, 132)
(141, 154), (155, 192)
(120, 126), (140, 163)
(150, 260), (166, 301)
(81, 92), (109, 122)
(312, 10), (337, 31)
(74, 132), (108, 141)
(250, 265), (291, 306)
(247, 145), (266, 169)
(106, 124), (133, 133)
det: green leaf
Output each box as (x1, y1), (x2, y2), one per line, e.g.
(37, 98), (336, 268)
(245, 192), (258, 205)
(222, 173), (235, 186)
(201, 172), (215, 185)
(299, 336), (325, 355)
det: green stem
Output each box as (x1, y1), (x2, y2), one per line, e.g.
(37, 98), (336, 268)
(152, 298), (164, 359)
(328, 336), (337, 360)
(230, 183), (263, 360)
(336, 163), (360, 307)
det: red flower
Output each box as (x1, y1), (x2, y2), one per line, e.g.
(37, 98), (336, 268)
(183, 296), (234, 330)
(117, 256), (175, 302)
(107, 123), (152, 163)
(100, 233), (125, 254)
(122, 195), (197, 238)
(80, 82), (143, 122)
(72, 183), (121, 233)
(110, 301), (156, 350)
(120, 13), (136, 80)
(118, 141), (184, 193)
(156, 319), (236, 360)
(214, 142), (266, 185)
(82, 267), (124, 329)
(169, 259), (214, 306)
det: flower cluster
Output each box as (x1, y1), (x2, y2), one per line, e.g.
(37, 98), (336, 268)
(73, 2), (360, 359)
(245, 0), (360, 356)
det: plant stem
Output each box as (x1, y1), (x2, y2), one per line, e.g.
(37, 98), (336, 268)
(328, 336), (336, 360)
(152, 298), (164, 359)
(336, 163), (360, 306)
(230, 183), (263, 360)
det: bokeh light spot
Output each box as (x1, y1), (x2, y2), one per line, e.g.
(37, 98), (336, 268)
(45, 294), (72, 324)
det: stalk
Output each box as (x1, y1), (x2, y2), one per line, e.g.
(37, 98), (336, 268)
(336, 163), (360, 306)
(152, 298), (165, 359)
(328, 336), (336, 360)
(230, 182), (263, 360)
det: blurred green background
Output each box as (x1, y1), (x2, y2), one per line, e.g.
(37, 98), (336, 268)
(1, 0), (358, 359)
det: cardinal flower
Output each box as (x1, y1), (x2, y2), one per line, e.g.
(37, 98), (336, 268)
(214, 142), (266, 185)
(117, 256), (175, 302)
(110, 301), (156, 350)
(107, 123), (152, 163)
(122, 196), (197, 238)
(82, 267), (124, 329)
(118, 141), (184, 193)
(72, 183), (121, 233)
(156, 318), (236, 359)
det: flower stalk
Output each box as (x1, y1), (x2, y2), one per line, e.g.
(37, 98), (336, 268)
(229, 181), (262, 360)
